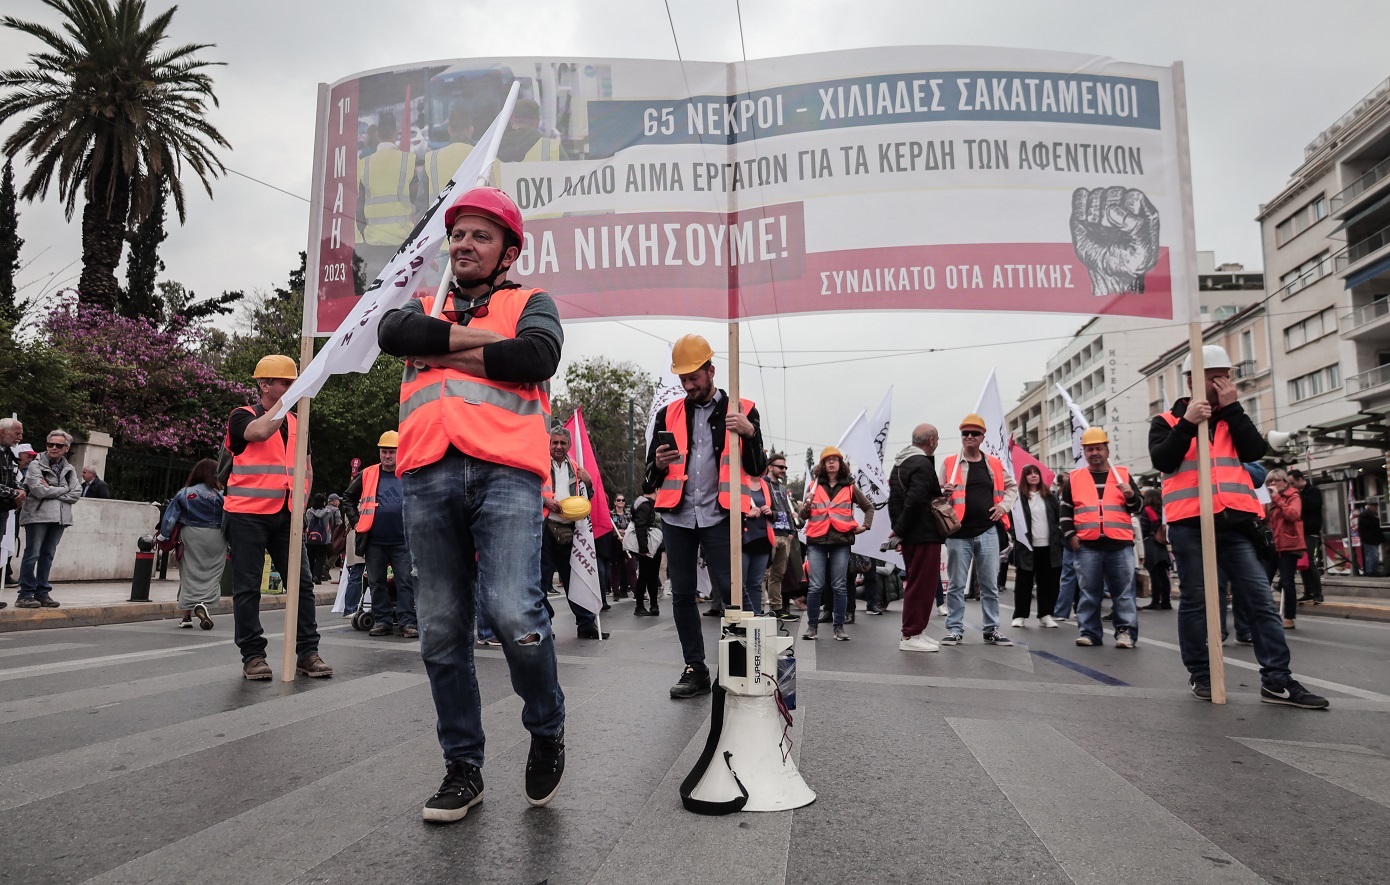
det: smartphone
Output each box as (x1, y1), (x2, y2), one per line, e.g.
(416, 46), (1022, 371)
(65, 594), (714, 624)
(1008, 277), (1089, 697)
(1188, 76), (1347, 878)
(655, 431), (678, 451)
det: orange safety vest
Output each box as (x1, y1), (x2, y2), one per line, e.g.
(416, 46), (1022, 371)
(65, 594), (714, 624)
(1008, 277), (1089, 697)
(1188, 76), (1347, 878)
(223, 407), (305, 515)
(742, 475), (776, 546)
(941, 453), (1010, 529)
(396, 288), (552, 479)
(354, 463), (381, 533)
(653, 395), (756, 512)
(1158, 413), (1264, 520)
(805, 481), (858, 538)
(1069, 466), (1135, 542)
(541, 455), (581, 514)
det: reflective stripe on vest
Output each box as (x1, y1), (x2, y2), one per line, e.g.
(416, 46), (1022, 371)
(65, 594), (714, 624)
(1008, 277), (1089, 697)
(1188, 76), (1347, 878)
(652, 396), (756, 512)
(1158, 413), (1264, 520)
(805, 482), (857, 537)
(224, 409), (301, 515)
(355, 464), (380, 534)
(359, 148), (417, 244)
(943, 453), (1008, 524)
(1070, 466), (1135, 542)
(395, 288), (553, 480)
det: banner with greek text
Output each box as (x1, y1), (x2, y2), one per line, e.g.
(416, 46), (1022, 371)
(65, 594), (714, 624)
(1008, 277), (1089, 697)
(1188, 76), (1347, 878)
(311, 48), (1191, 332)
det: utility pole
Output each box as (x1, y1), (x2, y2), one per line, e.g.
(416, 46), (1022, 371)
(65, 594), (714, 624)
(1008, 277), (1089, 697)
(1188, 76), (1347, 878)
(627, 398), (635, 499)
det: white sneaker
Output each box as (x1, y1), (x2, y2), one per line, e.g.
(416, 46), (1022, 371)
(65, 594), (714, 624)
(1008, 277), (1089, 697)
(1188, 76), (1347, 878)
(937, 604), (948, 616)
(1115, 633), (1135, 649)
(1010, 617), (1024, 628)
(899, 633), (940, 653)
(1040, 615), (1059, 628)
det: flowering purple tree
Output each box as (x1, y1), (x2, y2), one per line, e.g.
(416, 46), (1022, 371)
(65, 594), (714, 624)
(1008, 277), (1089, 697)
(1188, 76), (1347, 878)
(42, 306), (253, 453)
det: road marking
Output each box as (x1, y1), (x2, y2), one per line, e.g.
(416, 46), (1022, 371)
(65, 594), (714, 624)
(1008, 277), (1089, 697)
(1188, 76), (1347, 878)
(1231, 738), (1390, 812)
(0, 672), (427, 811)
(0, 664), (232, 724)
(79, 695), (526, 885)
(949, 718), (1267, 884)
(0, 642), (93, 659)
(1136, 636), (1390, 702)
(1030, 649), (1130, 686)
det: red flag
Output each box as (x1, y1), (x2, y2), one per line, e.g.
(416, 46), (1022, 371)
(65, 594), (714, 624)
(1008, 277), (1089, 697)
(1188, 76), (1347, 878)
(1009, 438), (1055, 489)
(564, 408), (614, 538)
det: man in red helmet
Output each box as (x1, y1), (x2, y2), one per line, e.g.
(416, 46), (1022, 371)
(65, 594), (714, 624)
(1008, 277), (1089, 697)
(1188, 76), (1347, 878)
(378, 186), (567, 823)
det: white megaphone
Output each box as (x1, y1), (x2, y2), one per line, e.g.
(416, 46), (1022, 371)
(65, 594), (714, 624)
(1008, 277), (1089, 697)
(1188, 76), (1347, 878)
(680, 614), (815, 814)
(1266, 430), (1298, 450)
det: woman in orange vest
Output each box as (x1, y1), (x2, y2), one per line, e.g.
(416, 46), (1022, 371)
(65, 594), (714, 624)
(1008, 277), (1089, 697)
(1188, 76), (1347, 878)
(797, 447), (874, 641)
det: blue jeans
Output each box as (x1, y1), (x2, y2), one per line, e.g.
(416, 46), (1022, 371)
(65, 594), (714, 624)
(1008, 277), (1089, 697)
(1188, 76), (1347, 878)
(404, 451), (564, 765)
(1169, 522), (1292, 689)
(661, 517), (731, 667)
(806, 543), (851, 628)
(365, 542), (415, 630)
(343, 562), (365, 614)
(1053, 545), (1078, 618)
(945, 530), (1001, 634)
(742, 549), (770, 614)
(1364, 542), (1380, 576)
(1073, 544), (1138, 643)
(18, 522), (65, 598)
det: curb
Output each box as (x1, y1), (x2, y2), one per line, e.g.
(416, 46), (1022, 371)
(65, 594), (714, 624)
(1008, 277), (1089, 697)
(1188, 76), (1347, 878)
(0, 590), (339, 633)
(1296, 601), (1390, 624)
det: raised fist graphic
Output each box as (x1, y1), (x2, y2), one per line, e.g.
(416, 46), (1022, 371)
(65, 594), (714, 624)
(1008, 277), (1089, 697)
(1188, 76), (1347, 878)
(1070, 186), (1161, 297)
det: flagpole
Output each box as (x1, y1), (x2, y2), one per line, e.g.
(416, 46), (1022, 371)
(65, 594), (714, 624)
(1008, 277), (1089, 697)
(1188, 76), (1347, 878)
(727, 319), (744, 618)
(281, 83), (331, 681)
(1174, 61), (1225, 704)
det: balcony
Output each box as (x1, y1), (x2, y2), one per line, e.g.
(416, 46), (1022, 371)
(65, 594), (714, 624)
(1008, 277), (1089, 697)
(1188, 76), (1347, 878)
(1148, 398), (1165, 416)
(1335, 221), (1390, 275)
(1341, 298), (1390, 341)
(1346, 363), (1390, 396)
(1332, 155), (1390, 215)
(1305, 75), (1390, 160)
(1232, 359), (1257, 379)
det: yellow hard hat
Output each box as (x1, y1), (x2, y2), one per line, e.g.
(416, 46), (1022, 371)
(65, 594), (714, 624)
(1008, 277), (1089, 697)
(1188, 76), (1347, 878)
(670, 334), (715, 375)
(253, 354), (298, 380)
(377, 430), (400, 448)
(960, 413), (986, 432)
(558, 496), (591, 521)
(1081, 427), (1110, 445)
(819, 446), (843, 463)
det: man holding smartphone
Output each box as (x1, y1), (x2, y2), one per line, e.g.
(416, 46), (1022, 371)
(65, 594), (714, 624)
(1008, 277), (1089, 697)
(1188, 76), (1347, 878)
(646, 334), (767, 699)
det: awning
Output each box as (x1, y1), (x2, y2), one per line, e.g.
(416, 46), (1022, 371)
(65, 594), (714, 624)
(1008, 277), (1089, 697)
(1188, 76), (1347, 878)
(1346, 251), (1390, 289)
(1331, 189), (1390, 234)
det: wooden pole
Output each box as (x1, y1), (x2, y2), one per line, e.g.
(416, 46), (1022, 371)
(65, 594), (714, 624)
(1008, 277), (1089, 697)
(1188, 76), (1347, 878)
(280, 84), (332, 682)
(727, 320), (744, 619)
(1173, 62), (1225, 703)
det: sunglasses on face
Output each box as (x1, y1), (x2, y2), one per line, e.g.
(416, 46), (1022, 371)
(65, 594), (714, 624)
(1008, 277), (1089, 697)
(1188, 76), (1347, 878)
(960, 430), (984, 438)
(46, 442), (68, 449)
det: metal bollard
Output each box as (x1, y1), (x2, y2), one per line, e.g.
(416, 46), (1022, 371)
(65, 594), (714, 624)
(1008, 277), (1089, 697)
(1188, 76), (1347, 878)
(130, 536), (155, 602)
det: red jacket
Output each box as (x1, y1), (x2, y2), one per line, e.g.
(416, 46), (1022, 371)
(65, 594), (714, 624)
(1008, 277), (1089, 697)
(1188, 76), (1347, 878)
(1267, 488), (1305, 554)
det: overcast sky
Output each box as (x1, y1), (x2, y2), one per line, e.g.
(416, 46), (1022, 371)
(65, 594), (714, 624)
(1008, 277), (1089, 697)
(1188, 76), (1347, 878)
(4, 0), (1388, 465)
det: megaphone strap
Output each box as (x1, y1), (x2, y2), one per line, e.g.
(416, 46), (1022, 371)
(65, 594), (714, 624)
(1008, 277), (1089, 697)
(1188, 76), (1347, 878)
(679, 683), (750, 815)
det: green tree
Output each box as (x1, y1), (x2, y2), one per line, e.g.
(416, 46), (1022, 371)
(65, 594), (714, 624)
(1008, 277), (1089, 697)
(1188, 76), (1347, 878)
(122, 177), (166, 319)
(552, 357), (658, 499)
(155, 280), (242, 329)
(0, 0), (230, 310)
(0, 158), (21, 330)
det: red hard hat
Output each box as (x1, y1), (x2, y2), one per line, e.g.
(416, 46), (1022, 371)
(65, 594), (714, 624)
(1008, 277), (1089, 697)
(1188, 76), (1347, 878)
(443, 186), (524, 243)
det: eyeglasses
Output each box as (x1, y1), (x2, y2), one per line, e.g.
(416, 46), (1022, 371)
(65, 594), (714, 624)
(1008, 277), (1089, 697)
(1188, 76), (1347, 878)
(960, 430), (984, 438)
(46, 442), (68, 449)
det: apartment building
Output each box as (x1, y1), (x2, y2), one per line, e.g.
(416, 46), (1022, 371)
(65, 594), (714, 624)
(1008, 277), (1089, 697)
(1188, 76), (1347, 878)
(1256, 73), (1390, 514)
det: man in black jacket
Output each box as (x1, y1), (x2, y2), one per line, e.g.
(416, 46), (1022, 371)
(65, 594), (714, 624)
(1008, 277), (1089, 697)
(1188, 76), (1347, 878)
(888, 423), (943, 652)
(1288, 469), (1324, 602)
(646, 334), (766, 699)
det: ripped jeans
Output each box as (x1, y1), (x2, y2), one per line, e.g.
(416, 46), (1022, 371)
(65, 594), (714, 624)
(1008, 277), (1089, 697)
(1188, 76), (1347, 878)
(404, 449), (565, 766)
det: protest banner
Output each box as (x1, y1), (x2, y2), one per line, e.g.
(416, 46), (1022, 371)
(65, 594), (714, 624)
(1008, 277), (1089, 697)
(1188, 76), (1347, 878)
(564, 408), (607, 621)
(837, 388), (901, 568)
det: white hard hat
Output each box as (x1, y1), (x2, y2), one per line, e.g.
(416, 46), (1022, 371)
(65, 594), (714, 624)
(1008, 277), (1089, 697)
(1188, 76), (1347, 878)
(1181, 345), (1233, 374)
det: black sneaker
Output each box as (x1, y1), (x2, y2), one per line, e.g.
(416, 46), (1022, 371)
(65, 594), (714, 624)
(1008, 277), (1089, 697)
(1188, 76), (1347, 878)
(1189, 677), (1212, 701)
(703, 608), (724, 618)
(1261, 681), (1330, 710)
(818, 612), (832, 624)
(1235, 635), (1253, 645)
(866, 607), (884, 615)
(525, 730), (565, 807)
(983, 630), (1013, 647)
(669, 664), (711, 699)
(939, 632), (963, 646)
(422, 761), (484, 823)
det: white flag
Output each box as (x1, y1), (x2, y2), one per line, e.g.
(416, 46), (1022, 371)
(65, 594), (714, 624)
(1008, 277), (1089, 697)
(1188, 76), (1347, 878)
(274, 83), (521, 417)
(836, 388), (902, 568)
(1055, 382), (1090, 468)
(645, 370), (685, 448)
(974, 370), (1029, 550)
(565, 412), (605, 617)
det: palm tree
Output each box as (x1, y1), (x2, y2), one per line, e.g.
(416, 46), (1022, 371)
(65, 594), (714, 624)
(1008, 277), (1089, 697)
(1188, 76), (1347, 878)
(0, 0), (230, 311)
